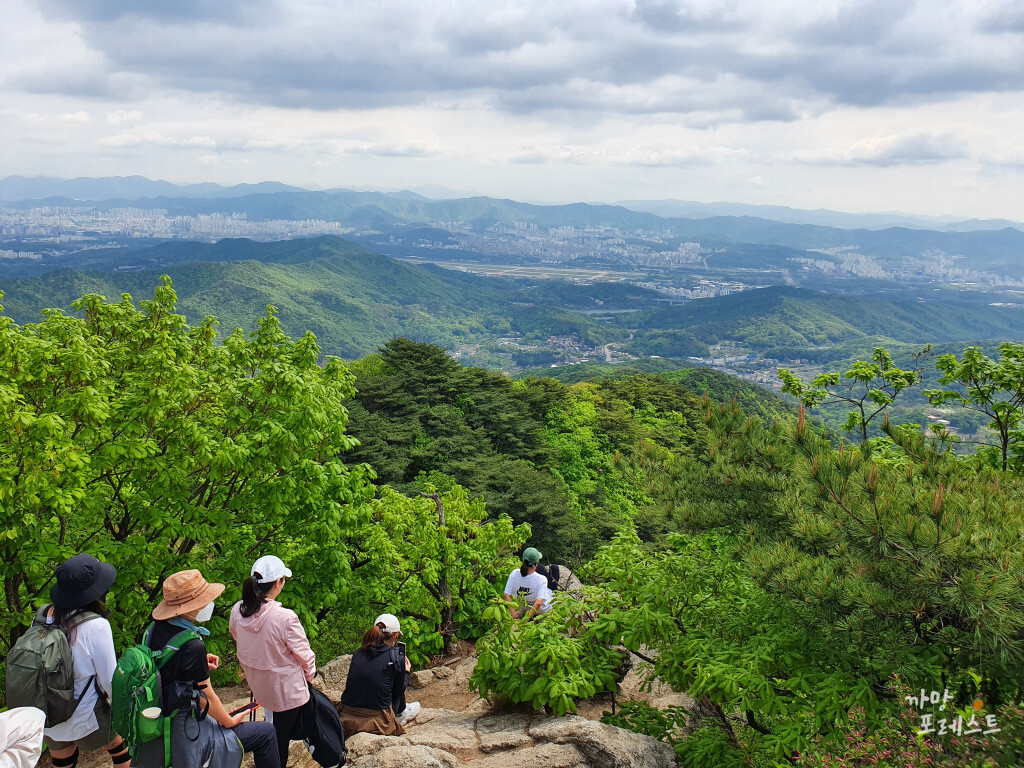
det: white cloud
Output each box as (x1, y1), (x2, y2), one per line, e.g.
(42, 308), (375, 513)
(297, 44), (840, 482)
(60, 111), (90, 123)
(19, 0), (1024, 120)
(98, 131), (216, 149)
(342, 142), (438, 158)
(794, 132), (968, 167)
(181, 136), (216, 148)
(106, 109), (143, 125)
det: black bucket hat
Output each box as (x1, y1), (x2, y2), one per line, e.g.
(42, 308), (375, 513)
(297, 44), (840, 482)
(51, 553), (116, 609)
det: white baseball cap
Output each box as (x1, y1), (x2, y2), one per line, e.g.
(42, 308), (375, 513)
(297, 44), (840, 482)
(375, 613), (401, 634)
(252, 555), (292, 584)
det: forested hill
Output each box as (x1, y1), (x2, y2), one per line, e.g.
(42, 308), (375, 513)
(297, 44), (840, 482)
(624, 285), (1024, 352)
(518, 359), (793, 423)
(0, 235), (667, 358)
(3, 237), (1021, 367)
(0, 237), (518, 358)
(341, 338), (792, 562)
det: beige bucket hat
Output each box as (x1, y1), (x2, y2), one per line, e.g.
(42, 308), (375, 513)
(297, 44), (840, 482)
(152, 569), (225, 620)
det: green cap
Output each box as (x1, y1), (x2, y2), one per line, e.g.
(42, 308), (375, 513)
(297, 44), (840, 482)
(522, 547), (542, 565)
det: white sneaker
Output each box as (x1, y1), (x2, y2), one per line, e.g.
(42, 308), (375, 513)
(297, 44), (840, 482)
(396, 701), (421, 725)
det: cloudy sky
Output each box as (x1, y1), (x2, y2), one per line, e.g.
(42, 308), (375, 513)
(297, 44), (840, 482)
(2, 0), (1023, 218)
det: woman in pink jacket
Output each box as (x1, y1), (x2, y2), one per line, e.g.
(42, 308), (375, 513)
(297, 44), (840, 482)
(229, 556), (316, 768)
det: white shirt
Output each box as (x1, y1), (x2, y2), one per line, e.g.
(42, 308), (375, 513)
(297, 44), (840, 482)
(42, 613), (116, 743)
(0, 707), (45, 768)
(503, 569), (553, 613)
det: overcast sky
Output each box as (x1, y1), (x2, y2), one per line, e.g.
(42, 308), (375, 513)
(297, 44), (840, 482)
(2, 0), (1023, 218)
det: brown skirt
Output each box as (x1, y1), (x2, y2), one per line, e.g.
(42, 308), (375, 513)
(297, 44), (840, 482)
(337, 704), (406, 737)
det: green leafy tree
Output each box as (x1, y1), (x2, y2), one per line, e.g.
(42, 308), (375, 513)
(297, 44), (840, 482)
(779, 347), (923, 443)
(343, 480), (529, 661)
(593, 400), (1024, 764)
(471, 592), (623, 716)
(0, 280), (374, 658)
(924, 343), (1024, 470)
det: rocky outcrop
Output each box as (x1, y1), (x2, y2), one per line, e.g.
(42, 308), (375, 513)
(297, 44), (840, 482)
(301, 646), (680, 768)
(313, 654), (352, 700)
(337, 708), (676, 768)
(76, 645), (680, 768)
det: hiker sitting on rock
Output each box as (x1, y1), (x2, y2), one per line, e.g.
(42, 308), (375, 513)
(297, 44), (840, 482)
(503, 547), (553, 620)
(337, 614), (420, 737)
(133, 570), (279, 768)
(230, 555), (316, 768)
(20, 554), (132, 768)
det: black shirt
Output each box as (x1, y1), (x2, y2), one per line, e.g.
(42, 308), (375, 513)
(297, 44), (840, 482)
(146, 620), (210, 714)
(340, 643), (409, 713)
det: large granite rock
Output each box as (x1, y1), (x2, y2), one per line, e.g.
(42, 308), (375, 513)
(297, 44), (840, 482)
(338, 708), (676, 768)
(617, 650), (694, 711)
(313, 654), (352, 700)
(79, 646), (681, 768)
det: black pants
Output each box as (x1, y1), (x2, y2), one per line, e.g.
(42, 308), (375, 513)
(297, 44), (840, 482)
(268, 702), (311, 768)
(234, 721), (281, 768)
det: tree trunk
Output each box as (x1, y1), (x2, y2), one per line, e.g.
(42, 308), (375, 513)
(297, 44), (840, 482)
(423, 491), (456, 655)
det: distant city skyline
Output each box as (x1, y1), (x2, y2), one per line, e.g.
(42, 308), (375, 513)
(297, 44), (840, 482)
(3, 1), (1024, 219)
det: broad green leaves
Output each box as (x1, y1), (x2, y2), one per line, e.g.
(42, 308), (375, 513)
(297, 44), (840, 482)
(341, 481), (528, 663)
(924, 343), (1024, 471)
(780, 347), (923, 443)
(471, 591), (623, 716)
(0, 280), (373, 656)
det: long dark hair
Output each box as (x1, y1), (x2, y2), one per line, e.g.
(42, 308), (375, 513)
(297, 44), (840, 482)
(52, 599), (107, 642)
(520, 561), (535, 577)
(361, 621), (397, 651)
(239, 576), (275, 618)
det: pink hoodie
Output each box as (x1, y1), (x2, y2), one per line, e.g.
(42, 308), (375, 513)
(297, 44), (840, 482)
(229, 600), (316, 712)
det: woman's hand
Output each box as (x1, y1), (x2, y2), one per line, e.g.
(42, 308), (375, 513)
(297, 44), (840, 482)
(228, 709), (252, 728)
(206, 653), (220, 670)
(404, 656), (412, 673)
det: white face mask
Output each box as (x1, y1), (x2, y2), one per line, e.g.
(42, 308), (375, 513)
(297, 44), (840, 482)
(195, 602), (215, 623)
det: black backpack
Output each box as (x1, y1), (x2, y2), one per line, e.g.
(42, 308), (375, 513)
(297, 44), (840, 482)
(302, 683), (345, 767)
(535, 563), (562, 591)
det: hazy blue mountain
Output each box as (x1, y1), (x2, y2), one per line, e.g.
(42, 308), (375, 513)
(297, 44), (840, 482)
(0, 175), (309, 201)
(5, 178), (1024, 281)
(614, 199), (967, 230)
(0, 175), (189, 201)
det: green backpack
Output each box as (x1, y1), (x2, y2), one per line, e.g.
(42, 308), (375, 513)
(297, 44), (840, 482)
(110, 622), (199, 766)
(5, 606), (101, 727)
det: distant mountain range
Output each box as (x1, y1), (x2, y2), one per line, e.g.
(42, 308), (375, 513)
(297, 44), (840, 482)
(614, 199), (1024, 232)
(3, 175), (1021, 234)
(1, 236), (1018, 362)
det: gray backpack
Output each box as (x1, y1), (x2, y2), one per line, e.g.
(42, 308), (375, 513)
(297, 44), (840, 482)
(5, 605), (100, 727)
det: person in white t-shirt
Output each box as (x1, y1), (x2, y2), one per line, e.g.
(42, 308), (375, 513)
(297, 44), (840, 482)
(42, 554), (130, 768)
(503, 548), (552, 620)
